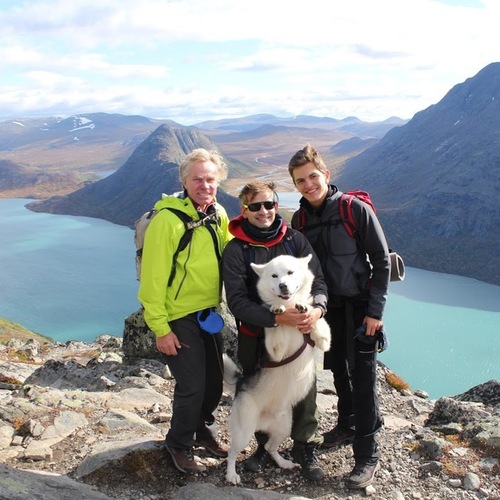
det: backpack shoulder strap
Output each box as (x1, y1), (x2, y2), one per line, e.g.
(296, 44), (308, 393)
(203, 222), (222, 262)
(339, 193), (357, 238)
(295, 207), (307, 233)
(283, 235), (296, 256)
(164, 207), (194, 226)
(242, 243), (255, 274)
(165, 207), (222, 286)
(164, 208), (196, 287)
(295, 207), (339, 232)
(164, 207), (199, 252)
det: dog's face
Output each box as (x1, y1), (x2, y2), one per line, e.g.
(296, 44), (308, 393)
(250, 254), (313, 306)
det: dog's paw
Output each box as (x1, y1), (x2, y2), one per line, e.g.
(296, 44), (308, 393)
(225, 471), (241, 485)
(294, 303), (308, 313)
(271, 305), (286, 315)
(313, 336), (331, 352)
(311, 321), (331, 352)
(276, 457), (297, 469)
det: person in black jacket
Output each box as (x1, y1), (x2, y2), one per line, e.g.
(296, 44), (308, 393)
(222, 180), (328, 481)
(287, 144), (390, 489)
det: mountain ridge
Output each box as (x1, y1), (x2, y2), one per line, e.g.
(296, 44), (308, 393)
(26, 124), (241, 225)
(1, 63), (499, 284)
(0, 111), (389, 200)
(335, 62), (500, 285)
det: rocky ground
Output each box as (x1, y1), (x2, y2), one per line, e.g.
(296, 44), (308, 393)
(0, 335), (499, 500)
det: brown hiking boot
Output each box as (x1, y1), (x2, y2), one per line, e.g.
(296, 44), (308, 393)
(165, 443), (207, 474)
(194, 433), (229, 458)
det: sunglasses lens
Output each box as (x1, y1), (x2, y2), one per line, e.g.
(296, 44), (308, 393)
(247, 201), (276, 211)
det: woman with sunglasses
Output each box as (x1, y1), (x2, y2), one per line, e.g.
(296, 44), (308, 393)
(222, 180), (328, 481)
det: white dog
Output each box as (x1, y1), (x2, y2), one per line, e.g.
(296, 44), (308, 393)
(225, 254), (331, 485)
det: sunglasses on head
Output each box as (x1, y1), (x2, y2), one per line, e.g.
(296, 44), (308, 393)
(243, 201), (277, 212)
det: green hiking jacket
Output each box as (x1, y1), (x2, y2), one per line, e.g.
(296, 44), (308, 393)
(138, 194), (232, 337)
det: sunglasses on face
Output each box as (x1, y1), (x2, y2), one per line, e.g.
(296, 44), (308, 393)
(243, 201), (277, 212)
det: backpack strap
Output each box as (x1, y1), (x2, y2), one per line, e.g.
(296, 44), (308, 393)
(242, 244), (255, 274)
(282, 236), (295, 256)
(166, 208), (220, 287)
(296, 193), (361, 238)
(165, 208), (195, 287)
(295, 206), (341, 232)
(203, 220), (222, 262)
(295, 207), (331, 231)
(339, 194), (370, 266)
(296, 207), (308, 233)
(339, 193), (357, 238)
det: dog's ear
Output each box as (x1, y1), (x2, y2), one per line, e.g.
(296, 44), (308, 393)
(250, 262), (266, 276)
(301, 254), (313, 266)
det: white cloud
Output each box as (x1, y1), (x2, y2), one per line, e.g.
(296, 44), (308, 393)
(0, 0), (499, 123)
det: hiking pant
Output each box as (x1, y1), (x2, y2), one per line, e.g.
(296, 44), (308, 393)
(165, 313), (224, 449)
(324, 299), (382, 462)
(237, 332), (322, 448)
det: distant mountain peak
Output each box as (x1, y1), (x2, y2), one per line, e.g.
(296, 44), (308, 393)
(26, 124), (240, 227)
(336, 62), (500, 285)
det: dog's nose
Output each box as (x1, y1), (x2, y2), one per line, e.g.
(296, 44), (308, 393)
(279, 283), (288, 292)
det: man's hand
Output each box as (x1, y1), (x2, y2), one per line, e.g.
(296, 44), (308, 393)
(298, 307), (323, 334)
(363, 316), (383, 336)
(156, 332), (182, 356)
(275, 307), (323, 334)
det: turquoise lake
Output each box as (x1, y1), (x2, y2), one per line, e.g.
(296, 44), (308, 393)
(0, 198), (499, 399)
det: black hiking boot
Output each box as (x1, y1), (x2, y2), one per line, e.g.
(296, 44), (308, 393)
(290, 445), (325, 481)
(321, 425), (355, 448)
(347, 460), (379, 488)
(242, 444), (272, 472)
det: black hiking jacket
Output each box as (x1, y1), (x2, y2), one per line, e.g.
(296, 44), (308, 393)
(291, 185), (390, 319)
(222, 217), (328, 332)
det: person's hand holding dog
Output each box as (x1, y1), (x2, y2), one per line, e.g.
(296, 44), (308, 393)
(275, 306), (322, 334)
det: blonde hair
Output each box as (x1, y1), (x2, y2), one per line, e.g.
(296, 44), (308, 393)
(179, 148), (228, 183)
(238, 180), (278, 206)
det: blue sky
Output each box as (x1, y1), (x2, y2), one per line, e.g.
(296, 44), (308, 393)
(0, 0), (498, 125)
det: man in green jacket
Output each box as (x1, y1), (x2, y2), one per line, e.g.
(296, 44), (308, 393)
(138, 148), (232, 474)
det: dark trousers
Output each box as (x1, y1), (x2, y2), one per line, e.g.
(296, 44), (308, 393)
(237, 332), (322, 447)
(165, 313), (223, 450)
(324, 300), (382, 462)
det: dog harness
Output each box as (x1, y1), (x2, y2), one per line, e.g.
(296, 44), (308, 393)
(259, 334), (315, 368)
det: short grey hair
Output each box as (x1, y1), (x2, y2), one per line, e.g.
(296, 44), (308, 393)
(179, 148), (228, 183)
